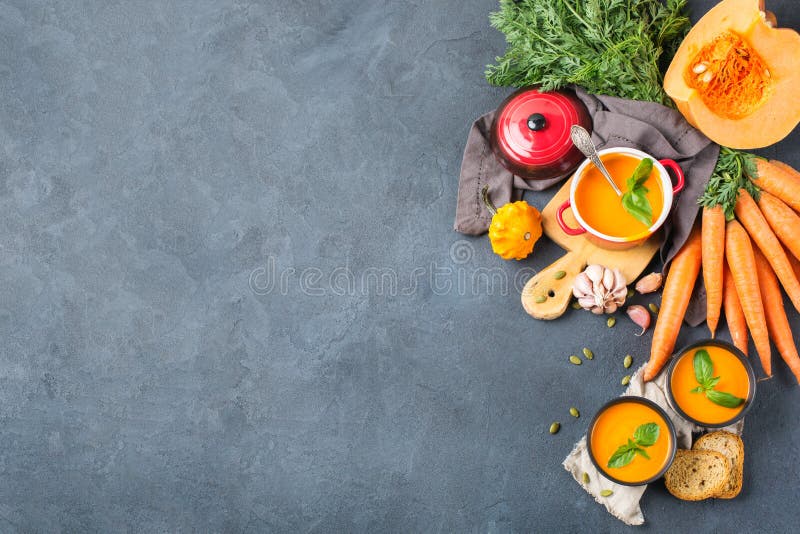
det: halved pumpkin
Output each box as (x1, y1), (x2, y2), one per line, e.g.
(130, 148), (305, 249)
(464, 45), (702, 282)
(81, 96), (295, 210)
(664, 0), (800, 148)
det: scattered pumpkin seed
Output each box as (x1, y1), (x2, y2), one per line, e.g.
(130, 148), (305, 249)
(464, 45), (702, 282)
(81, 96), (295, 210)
(554, 270), (566, 280)
(549, 422), (560, 434)
(607, 317), (616, 328)
(582, 472), (590, 484)
(569, 407), (580, 418)
(621, 375), (631, 386)
(624, 355), (633, 369)
(600, 489), (614, 497)
(649, 302), (660, 314)
(571, 300), (582, 310)
(582, 348), (594, 360)
(627, 288), (635, 298)
(534, 295), (547, 303)
(569, 355), (582, 365)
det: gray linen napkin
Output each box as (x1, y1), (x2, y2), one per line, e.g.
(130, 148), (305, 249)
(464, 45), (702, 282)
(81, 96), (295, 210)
(562, 364), (744, 526)
(453, 87), (720, 325)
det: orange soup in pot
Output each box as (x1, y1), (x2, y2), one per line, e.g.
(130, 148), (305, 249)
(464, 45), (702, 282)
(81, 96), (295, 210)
(589, 399), (675, 484)
(573, 153), (664, 238)
(669, 344), (751, 425)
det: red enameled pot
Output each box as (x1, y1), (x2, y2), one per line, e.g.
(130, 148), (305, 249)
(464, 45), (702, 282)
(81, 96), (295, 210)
(490, 87), (592, 181)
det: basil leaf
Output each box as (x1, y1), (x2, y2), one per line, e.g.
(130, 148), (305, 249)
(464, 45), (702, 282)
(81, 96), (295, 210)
(693, 349), (713, 386)
(706, 389), (746, 408)
(635, 447), (651, 460)
(629, 158), (654, 189)
(707, 376), (721, 389)
(621, 159), (655, 226)
(633, 422), (660, 447)
(622, 192), (653, 226)
(607, 446), (637, 469)
(690, 386), (705, 394)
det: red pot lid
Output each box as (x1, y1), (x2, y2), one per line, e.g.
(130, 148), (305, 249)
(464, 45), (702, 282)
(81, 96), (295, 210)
(494, 88), (588, 170)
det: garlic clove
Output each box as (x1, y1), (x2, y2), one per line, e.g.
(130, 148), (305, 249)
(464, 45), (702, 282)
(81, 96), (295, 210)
(635, 272), (663, 294)
(626, 305), (651, 336)
(602, 267), (615, 291)
(573, 273), (593, 297)
(585, 264), (604, 284)
(578, 296), (596, 309)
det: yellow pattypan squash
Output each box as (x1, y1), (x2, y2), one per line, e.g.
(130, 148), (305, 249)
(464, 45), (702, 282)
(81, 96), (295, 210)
(482, 185), (542, 260)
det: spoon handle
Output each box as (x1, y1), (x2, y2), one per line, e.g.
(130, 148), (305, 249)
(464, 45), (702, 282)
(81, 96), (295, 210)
(569, 125), (623, 197)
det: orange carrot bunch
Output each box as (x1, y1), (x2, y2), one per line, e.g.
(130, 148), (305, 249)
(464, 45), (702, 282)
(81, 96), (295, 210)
(644, 152), (800, 384)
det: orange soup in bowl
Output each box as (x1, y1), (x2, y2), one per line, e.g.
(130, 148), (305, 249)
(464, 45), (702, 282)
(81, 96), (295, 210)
(588, 397), (676, 485)
(574, 152), (665, 238)
(668, 341), (755, 427)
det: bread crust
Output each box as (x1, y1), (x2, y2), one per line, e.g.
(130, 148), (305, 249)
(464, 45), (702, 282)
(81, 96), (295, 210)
(693, 431), (744, 499)
(664, 449), (730, 500)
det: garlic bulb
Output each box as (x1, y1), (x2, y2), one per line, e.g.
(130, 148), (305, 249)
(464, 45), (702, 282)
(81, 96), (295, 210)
(572, 264), (628, 314)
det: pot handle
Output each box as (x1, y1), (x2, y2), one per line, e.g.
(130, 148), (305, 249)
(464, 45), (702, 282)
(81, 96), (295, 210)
(556, 200), (586, 236)
(659, 159), (685, 194)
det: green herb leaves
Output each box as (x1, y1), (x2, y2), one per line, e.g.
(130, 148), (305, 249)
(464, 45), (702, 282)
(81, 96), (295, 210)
(689, 349), (746, 409)
(621, 158), (654, 226)
(607, 422), (660, 469)
(705, 389), (747, 408)
(485, 0), (690, 106)
(698, 148), (760, 220)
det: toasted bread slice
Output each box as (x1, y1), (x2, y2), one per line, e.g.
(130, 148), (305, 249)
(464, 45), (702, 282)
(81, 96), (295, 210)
(664, 449), (730, 501)
(693, 431), (744, 499)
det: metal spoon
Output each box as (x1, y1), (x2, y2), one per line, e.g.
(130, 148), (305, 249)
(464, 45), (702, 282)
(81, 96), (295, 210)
(570, 125), (622, 197)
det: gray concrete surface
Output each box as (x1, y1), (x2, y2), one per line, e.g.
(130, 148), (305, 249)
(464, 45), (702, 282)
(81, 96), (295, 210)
(1, 0), (798, 532)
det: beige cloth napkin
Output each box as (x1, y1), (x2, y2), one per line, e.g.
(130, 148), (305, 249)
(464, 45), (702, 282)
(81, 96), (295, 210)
(563, 364), (744, 526)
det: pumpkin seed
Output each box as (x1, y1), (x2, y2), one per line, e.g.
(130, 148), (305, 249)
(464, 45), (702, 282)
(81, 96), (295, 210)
(549, 422), (560, 434)
(582, 348), (593, 360)
(569, 355), (582, 365)
(534, 295), (547, 303)
(624, 355), (633, 369)
(607, 317), (616, 328)
(571, 300), (582, 310)
(554, 270), (566, 280)
(569, 407), (580, 418)
(627, 288), (635, 298)
(621, 375), (631, 386)
(582, 472), (590, 484)
(649, 303), (660, 314)
(600, 489), (613, 497)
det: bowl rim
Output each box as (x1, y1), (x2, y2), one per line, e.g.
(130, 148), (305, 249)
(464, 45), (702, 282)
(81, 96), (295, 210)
(586, 395), (678, 487)
(665, 338), (757, 429)
(569, 147), (674, 243)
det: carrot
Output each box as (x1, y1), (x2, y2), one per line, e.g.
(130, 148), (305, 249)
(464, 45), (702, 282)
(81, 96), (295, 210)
(725, 220), (771, 370)
(702, 205), (725, 338)
(753, 159), (800, 213)
(770, 159), (800, 185)
(758, 191), (800, 262)
(644, 227), (702, 382)
(734, 188), (800, 313)
(723, 263), (748, 357)
(788, 246), (800, 282)
(750, 249), (779, 377)
(753, 248), (800, 382)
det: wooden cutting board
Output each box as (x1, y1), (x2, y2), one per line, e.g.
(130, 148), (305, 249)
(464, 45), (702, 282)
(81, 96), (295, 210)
(521, 177), (660, 319)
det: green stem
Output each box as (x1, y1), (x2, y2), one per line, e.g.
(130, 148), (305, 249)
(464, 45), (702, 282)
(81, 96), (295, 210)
(481, 185), (497, 216)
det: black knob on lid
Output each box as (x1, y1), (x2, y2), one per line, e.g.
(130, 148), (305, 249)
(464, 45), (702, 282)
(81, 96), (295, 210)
(527, 113), (547, 131)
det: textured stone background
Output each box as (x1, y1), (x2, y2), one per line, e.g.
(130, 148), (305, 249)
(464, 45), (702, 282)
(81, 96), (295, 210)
(1, 0), (798, 531)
